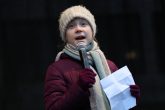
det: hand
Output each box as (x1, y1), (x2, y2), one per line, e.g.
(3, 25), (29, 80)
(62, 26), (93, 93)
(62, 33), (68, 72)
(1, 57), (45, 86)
(130, 85), (140, 104)
(78, 68), (96, 90)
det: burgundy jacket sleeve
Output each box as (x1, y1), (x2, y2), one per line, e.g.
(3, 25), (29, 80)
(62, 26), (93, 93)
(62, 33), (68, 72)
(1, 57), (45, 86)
(107, 60), (118, 72)
(44, 63), (89, 110)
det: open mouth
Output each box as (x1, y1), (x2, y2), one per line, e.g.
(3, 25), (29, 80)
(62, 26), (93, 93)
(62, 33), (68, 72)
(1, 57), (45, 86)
(75, 36), (86, 40)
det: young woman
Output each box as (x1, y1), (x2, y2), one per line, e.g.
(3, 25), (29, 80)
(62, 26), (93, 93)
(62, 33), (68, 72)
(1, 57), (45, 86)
(44, 5), (140, 110)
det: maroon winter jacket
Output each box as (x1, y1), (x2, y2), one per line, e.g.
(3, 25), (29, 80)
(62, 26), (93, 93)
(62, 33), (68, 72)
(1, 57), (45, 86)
(44, 53), (118, 110)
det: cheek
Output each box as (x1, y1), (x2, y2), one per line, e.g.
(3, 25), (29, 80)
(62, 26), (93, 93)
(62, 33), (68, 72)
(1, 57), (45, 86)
(65, 32), (75, 43)
(87, 30), (93, 39)
(66, 29), (75, 37)
(65, 30), (70, 38)
(65, 31), (72, 40)
(87, 27), (93, 37)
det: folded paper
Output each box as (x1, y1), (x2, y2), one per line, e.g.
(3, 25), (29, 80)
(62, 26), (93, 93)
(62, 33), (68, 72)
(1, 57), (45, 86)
(100, 66), (136, 110)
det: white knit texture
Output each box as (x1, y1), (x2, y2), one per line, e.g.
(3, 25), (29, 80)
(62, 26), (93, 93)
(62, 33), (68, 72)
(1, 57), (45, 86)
(59, 5), (96, 42)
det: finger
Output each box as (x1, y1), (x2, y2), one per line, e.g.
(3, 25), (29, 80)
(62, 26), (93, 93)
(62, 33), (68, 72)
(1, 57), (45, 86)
(86, 78), (95, 84)
(88, 83), (94, 88)
(130, 85), (140, 89)
(88, 72), (96, 77)
(130, 88), (140, 92)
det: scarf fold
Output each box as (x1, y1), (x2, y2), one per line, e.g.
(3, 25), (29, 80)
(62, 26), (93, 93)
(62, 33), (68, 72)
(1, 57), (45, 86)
(55, 41), (111, 110)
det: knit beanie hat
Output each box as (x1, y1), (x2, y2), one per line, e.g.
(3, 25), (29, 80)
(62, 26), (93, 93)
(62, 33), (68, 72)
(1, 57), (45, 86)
(59, 5), (96, 42)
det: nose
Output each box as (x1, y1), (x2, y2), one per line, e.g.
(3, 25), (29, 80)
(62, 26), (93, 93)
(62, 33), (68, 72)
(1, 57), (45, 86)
(75, 25), (83, 33)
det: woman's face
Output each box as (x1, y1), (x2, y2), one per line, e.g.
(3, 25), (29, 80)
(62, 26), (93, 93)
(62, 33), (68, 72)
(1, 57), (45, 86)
(65, 18), (93, 47)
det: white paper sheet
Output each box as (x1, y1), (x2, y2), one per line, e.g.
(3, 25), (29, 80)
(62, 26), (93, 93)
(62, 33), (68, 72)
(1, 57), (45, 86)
(100, 66), (136, 110)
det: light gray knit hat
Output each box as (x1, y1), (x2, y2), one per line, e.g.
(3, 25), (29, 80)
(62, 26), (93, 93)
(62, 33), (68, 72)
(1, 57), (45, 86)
(59, 5), (96, 42)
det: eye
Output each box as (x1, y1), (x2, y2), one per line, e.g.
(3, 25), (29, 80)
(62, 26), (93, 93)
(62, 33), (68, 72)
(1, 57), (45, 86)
(80, 21), (88, 27)
(67, 23), (75, 29)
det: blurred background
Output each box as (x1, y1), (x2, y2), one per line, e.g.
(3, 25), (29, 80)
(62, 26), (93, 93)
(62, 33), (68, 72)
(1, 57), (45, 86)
(0, 0), (165, 110)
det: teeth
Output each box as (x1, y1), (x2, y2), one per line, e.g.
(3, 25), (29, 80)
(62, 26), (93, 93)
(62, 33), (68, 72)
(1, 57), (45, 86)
(75, 36), (85, 40)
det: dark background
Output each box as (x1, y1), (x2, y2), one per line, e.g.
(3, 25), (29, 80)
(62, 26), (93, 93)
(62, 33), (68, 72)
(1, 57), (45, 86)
(0, 0), (165, 110)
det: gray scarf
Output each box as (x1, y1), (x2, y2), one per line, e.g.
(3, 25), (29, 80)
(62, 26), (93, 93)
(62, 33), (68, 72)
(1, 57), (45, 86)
(55, 41), (111, 110)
